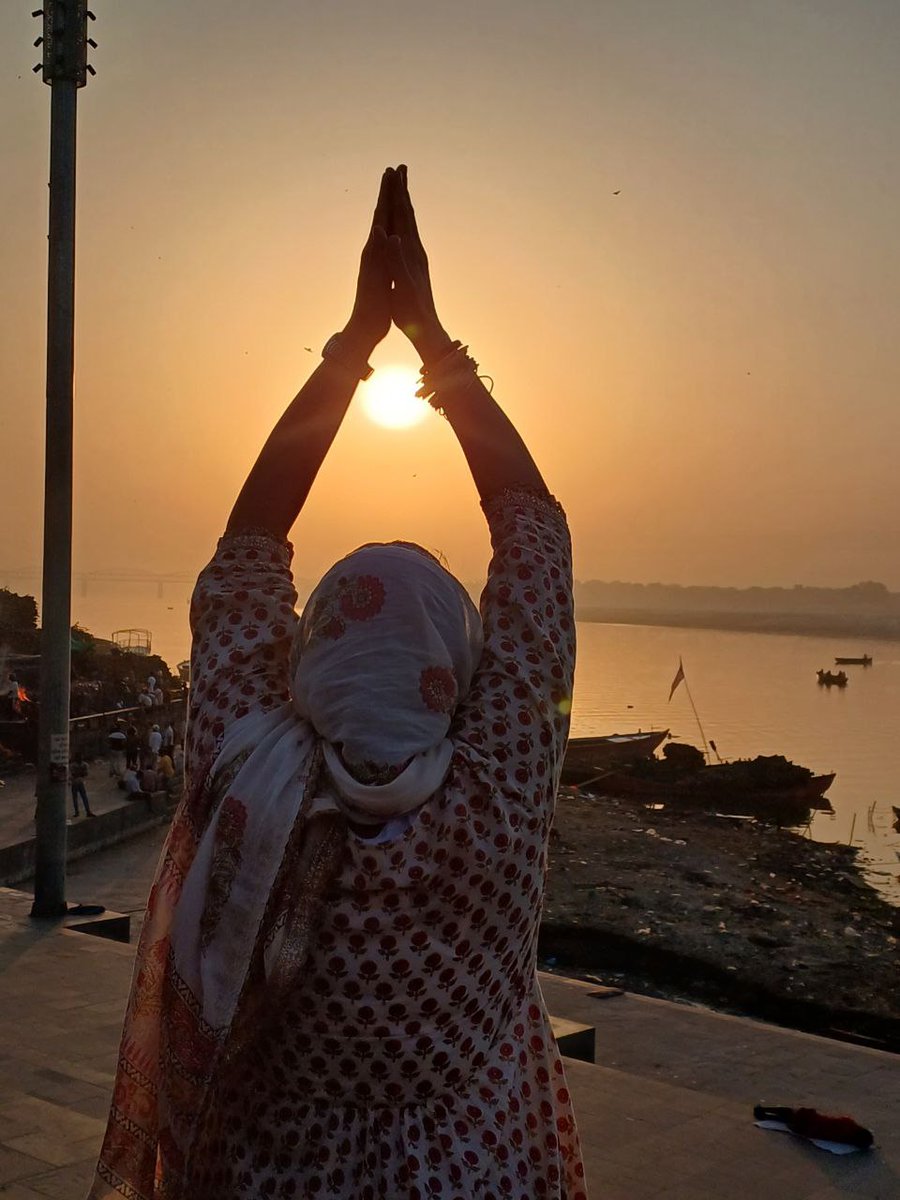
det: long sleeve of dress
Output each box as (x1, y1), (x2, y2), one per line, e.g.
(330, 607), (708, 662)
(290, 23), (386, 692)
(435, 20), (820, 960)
(454, 487), (575, 806)
(186, 530), (299, 783)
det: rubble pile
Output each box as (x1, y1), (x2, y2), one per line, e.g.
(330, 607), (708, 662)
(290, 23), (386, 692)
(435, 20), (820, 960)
(544, 789), (899, 1041)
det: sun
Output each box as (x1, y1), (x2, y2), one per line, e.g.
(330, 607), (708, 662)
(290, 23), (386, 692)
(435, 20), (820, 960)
(360, 365), (427, 429)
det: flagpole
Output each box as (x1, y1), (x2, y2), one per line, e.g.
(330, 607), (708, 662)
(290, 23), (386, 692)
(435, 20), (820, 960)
(682, 676), (711, 761)
(669, 658), (712, 762)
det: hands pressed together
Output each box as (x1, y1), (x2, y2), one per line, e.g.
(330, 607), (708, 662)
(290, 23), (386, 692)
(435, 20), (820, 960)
(227, 163), (543, 538)
(342, 166), (454, 370)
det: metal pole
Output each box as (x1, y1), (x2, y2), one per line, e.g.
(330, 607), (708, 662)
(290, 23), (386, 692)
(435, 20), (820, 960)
(31, 78), (78, 918)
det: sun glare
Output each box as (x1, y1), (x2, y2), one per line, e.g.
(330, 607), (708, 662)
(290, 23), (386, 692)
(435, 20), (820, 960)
(360, 365), (426, 430)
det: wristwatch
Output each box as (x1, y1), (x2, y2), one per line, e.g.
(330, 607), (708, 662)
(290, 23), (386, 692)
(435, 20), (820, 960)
(321, 333), (374, 382)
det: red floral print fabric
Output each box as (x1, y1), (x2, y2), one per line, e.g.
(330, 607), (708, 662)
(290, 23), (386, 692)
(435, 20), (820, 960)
(92, 491), (582, 1200)
(199, 796), (248, 950)
(419, 664), (459, 713)
(183, 490), (583, 1199)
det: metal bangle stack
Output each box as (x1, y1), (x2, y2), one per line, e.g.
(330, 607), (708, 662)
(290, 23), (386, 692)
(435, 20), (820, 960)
(416, 341), (480, 409)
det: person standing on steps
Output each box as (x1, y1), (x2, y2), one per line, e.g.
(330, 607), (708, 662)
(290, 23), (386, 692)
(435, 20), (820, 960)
(69, 751), (95, 818)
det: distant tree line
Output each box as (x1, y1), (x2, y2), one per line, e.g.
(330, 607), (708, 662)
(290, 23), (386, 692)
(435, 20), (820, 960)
(1, 587), (174, 705)
(573, 579), (898, 616)
(0, 588), (39, 652)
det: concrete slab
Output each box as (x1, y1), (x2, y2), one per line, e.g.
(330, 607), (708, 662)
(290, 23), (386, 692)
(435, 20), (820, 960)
(1, 888), (898, 1199)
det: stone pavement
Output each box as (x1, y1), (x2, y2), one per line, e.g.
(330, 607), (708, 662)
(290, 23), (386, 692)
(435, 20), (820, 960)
(1, 847), (898, 1199)
(0, 766), (135, 854)
(541, 974), (900, 1198)
(0, 758), (177, 890)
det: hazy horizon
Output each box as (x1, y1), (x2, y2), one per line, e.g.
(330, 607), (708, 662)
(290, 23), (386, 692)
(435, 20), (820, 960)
(3, 1), (900, 605)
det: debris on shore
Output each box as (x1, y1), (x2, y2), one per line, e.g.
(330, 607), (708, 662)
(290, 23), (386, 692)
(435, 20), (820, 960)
(543, 789), (900, 1047)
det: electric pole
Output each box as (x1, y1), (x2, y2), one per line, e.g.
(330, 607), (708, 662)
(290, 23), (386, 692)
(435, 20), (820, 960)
(30, 2), (97, 917)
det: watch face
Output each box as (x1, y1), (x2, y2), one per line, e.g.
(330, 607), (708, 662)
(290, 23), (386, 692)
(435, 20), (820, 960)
(322, 334), (371, 380)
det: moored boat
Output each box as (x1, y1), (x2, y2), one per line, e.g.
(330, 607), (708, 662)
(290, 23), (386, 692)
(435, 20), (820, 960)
(573, 742), (835, 823)
(561, 729), (669, 785)
(834, 655), (872, 666)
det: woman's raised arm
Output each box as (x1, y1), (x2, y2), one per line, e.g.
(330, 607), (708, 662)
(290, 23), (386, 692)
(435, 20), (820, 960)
(227, 171), (394, 538)
(387, 165), (546, 502)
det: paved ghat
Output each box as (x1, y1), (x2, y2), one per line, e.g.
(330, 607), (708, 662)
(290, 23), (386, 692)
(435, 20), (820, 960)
(0, 849), (898, 1198)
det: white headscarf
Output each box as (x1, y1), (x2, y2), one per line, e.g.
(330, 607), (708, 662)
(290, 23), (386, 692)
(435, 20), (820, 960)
(292, 541), (482, 818)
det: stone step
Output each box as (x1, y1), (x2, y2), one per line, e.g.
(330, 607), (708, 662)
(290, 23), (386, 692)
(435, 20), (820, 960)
(0, 790), (177, 886)
(550, 1015), (595, 1063)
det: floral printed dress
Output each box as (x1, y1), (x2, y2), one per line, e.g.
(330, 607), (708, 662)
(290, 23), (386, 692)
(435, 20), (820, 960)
(185, 488), (584, 1200)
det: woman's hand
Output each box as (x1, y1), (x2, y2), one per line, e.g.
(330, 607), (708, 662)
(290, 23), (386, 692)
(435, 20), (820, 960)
(341, 169), (393, 359)
(387, 165), (454, 365)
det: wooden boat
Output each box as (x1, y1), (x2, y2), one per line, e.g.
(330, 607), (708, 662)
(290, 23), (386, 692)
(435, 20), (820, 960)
(817, 669), (847, 687)
(561, 730), (669, 785)
(834, 655), (872, 666)
(578, 743), (835, 823)
(595, 766), (834, 807)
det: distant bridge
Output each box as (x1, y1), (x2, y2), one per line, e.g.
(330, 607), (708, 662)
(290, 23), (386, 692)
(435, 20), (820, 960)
(0, 569), (196, 599)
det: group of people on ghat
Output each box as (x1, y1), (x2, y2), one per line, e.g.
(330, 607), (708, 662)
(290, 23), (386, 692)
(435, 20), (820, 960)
(107, 715), (183, 800)
(90, 167), (585, 1200)
(69, 715), (184, 821)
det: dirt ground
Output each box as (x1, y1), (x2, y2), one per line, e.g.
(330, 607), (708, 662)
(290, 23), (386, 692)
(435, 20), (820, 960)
(544, 788), (900, 1047)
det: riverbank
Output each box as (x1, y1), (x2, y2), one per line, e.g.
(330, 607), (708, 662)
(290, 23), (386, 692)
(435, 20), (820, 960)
(544, 789), (900, 1049)
(576, 606), (900, 641)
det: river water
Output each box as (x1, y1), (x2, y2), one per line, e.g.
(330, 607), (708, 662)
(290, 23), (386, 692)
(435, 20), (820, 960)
(571, 622), (900, 904)
(70, 584), (900, 902)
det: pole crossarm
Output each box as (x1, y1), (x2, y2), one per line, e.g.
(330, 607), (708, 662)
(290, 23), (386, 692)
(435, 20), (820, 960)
(33, 2), (97, 87)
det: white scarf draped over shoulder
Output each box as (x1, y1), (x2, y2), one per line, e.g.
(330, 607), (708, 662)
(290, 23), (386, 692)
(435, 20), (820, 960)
(171, 538), (484, 1043)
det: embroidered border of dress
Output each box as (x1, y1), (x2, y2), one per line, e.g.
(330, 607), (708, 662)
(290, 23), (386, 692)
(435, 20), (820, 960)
(217, 526), (293, 558)
(481, 484), (566, 523)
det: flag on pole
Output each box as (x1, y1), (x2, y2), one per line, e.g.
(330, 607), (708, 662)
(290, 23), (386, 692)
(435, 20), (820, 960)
(668, 658), (685, 702)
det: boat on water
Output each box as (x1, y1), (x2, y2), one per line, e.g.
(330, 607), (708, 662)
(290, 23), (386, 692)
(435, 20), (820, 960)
(572, 741), (835, 823)
(817, 669), (848, 688)
(834, 655), (872, 666)
(561, 729), (669, 785)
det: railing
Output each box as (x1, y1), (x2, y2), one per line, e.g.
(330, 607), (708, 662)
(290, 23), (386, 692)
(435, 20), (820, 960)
(1, 698), (188, 768)
(69, 697), (187, 759)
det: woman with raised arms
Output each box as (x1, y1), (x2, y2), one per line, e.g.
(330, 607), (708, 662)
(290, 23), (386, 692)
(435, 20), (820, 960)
(91, 166), (584, 1200)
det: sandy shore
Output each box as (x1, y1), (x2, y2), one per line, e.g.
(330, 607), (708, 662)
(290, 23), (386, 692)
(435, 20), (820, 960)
(543, 789), (900, 1049)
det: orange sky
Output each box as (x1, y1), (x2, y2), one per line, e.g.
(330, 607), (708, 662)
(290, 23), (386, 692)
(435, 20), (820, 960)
(3, 0), (900, 654)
